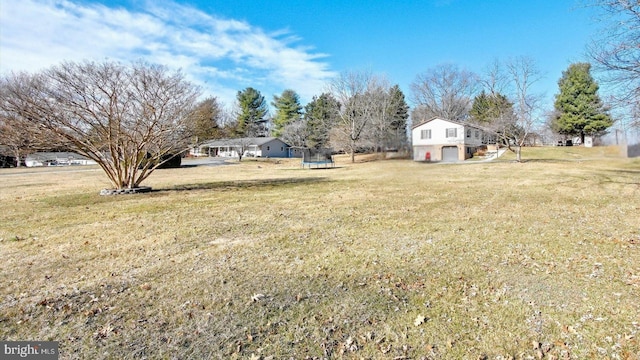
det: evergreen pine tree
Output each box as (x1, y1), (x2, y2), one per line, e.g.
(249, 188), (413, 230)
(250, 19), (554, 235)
(469, 91), (491, 124)
(553, 63), (613, 143)
(189, 97), (223, 142)
(469, 91), (514, 125)
(304, 93), (340, 150)
(236, 87), (268, 137)
(271, 89), (302, 137)
(387, 85), (409, 149)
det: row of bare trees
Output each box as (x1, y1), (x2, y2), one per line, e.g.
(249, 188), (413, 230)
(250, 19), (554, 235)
(1, 0), (636, 191)
(327, 72), (409, 162)
(0, 55), (554, 191)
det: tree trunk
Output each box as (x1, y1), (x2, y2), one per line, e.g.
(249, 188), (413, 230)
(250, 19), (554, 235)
(515, 146), (522, 162)
(350, 138), (356, 163)
(13, 148), (21, 168)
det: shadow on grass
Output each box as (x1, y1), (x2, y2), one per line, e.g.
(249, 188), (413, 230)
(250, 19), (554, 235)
(298, 166), (344, 170)
(606, 168), (640, 175)
(159, 177), (331, 192)
(562, 168), (640, 187)
(601, 169), (640, 185)
(41, 177), (332, 207)
(491, 157), (627, 164)
(177, 162), (237, 169)
(517, 158), (584, 164)
(41, 192), (132, 208)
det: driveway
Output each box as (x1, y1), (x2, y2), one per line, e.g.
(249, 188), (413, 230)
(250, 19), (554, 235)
(0, 157), (232, 176)
(181, 157), (232, 167)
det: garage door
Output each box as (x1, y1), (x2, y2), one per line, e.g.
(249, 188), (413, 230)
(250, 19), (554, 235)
(442, 146), (458, 162)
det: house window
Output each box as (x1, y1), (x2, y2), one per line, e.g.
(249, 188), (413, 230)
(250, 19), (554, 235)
(267, 146), (270, 151)
(446, 128), (457, 138)
(466, 129), (471, 138)
(421, 129), (431, 139)
(281, 147), (284, 151)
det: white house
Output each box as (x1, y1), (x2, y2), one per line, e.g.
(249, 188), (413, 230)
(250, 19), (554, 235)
(412, 117), (494, 162)
(25, 152), (97, 167)
(192, 137), (291, 158)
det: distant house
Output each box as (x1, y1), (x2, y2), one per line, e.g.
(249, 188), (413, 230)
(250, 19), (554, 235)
(24, 152), (97, 167)
(192, 137), (291, 158)
(412, 117), (495, 162)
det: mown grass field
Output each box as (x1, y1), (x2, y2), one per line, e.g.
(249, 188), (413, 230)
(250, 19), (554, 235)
(1, 147), (639, 359)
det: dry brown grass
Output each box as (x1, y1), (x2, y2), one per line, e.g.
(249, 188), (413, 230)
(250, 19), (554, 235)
(1, 148), (639, 359)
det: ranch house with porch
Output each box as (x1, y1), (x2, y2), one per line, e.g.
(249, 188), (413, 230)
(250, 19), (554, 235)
(191, 137), (290, 158)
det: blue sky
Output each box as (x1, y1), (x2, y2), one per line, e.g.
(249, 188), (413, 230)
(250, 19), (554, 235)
(0, 0), (600, 114)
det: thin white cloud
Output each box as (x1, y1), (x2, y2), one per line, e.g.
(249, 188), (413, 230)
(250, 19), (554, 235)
(0, 0), (335, 105)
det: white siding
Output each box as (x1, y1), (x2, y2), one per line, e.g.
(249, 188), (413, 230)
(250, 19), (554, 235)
(412, 118), (464, 146)
(412, 117), (491, 161)
(465, 128), (485, 147)
(412, 118), (486, 147)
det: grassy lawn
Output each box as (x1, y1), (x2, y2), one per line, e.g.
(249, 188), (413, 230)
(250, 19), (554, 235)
(1, 147), (639, 359)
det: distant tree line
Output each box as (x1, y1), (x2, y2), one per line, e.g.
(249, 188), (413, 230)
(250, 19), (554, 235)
(0, 57), (618, 177)
(190, 58), (612, 165)
(192, 76), (410, 163)
(1, 0), (635, 187)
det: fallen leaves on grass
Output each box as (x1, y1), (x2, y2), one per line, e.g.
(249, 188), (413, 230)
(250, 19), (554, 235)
(94, 324), (115, 339)
(139, 283), (151, 290)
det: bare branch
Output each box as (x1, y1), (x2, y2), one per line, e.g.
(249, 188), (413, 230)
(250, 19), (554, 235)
(0, 60), (200, 191)
(410, 64), (479, 123)
(328, 70), (387, 162)
(587, 0), (640, 128)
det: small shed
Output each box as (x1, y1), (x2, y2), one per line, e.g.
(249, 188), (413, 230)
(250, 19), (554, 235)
(584, 136), (593, 148)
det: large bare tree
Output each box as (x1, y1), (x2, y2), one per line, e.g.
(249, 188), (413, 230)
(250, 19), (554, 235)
(0, 60), (200, 191)
(328, 71), (386, 162)
(473, 57), (544, 162)
(505, 57), (544, 161)
(410, 63), (479, 124)
(360, 77), (392, 152)
(0, 99), (57, 167)
(481, 58), (511, 96)
(280, 119), (308, 148)
(588, 0), (640, 130)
